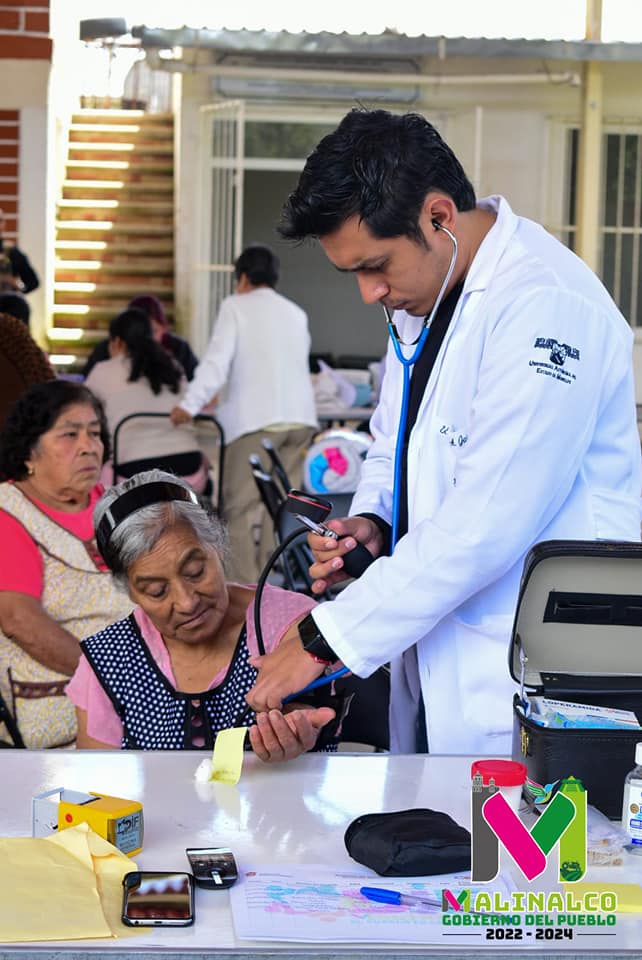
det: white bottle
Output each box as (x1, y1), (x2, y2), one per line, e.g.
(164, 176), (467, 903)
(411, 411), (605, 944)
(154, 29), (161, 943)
(622, 742), (642, 853)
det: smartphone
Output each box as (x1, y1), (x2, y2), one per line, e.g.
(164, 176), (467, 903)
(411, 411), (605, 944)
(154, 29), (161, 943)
(186, 847), (238, 889)
(121, 871), (195, 927)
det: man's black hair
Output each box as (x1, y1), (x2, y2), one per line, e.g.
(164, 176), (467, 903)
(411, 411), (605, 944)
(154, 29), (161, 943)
(234, 244), (280, 288)
(279, 108), (476, 244)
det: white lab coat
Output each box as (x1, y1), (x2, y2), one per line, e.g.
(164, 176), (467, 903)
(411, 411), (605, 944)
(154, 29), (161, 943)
(314, 196), (642, 756)
(180, 287), (318, 443)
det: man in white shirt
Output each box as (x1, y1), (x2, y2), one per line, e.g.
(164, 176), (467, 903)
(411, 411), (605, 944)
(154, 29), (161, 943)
(171, 244), (317, 582)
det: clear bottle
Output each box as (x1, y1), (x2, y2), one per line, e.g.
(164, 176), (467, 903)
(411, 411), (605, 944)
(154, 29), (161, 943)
(621, 742), (642, 853)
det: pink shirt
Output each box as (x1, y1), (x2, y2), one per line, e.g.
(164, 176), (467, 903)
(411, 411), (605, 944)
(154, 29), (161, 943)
(0, 484), (106, 597)
(66, 583), (316, 747)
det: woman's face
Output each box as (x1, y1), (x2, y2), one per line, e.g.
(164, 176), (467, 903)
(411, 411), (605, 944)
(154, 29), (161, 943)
(25, 402), (103, 501)
(127, 523), (229, 646)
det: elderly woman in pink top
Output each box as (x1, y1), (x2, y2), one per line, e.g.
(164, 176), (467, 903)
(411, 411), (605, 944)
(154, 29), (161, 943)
(66, 469), (336, 760)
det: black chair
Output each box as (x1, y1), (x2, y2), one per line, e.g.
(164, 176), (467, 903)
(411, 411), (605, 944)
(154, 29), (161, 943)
(249, 456), (283, 525)
(334, 665), (390, 752)
(249, 457), (316, 593)
(260, 437), (291, 498)
(0, 688), (25, 748)
(112, 412), (225, 515)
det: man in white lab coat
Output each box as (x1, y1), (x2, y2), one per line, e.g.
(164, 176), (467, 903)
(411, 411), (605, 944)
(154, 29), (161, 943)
(246, 108), (642, 755)
(171, 244), (317, 583)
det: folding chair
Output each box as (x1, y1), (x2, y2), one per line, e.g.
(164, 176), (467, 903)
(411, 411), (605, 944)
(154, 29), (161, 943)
(111, 412), (225, 515)
(0, 688), (25, 748)
(260, 437), (291, 499)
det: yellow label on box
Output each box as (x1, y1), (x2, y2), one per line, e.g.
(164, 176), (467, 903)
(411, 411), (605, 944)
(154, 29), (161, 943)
(57, 792), (143, 856)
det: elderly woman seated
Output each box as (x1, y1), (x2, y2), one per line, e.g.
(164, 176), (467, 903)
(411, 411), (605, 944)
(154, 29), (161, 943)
(66, 470), (336, 760)
(0, 380), (133, 749)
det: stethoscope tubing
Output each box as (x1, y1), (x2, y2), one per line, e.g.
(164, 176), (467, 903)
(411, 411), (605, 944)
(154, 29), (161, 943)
(384, 224), (459, 545)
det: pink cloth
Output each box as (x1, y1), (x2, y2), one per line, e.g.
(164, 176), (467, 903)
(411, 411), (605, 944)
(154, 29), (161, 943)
(0, 483), (105, 597)
(66, 583), (316, 747)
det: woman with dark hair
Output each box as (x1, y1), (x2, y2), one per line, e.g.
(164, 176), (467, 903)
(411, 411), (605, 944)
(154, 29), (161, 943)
(85, 307), (208, 491)
(0, 380), (133, 748)
(81, 294), (198, 380)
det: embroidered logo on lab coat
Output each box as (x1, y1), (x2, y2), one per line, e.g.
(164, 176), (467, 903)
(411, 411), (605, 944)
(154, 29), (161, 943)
(529, 337), (580, 384)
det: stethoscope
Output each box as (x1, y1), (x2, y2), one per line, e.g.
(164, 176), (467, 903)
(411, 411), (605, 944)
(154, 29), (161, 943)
(381, 219), (459, 546)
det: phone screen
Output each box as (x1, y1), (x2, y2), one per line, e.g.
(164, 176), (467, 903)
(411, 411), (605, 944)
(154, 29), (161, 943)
(186, 847), (238, 888)
(122, 871), (194, 926)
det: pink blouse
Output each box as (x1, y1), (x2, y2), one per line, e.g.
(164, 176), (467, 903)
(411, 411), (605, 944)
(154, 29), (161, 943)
(0, 483), (106, 597)
(66, 583), (316, 747)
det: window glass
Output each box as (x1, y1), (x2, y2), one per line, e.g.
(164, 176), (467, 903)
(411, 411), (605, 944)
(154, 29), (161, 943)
(244, 122), (335, 159)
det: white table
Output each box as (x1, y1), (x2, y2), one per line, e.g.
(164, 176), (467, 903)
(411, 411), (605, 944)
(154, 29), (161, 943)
(1, 751), (641, 958)
(316, 406), (374, 429)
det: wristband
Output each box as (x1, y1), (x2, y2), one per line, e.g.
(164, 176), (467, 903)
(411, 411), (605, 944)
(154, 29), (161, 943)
(298, 613), (338, 665)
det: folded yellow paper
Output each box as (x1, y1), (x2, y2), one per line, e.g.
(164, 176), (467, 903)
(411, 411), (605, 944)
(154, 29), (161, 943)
(0, 822), (141, 943)
(209, 726), (248, 784)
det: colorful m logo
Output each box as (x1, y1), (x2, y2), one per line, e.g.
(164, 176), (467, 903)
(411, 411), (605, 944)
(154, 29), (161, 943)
(442, 889), (470, 912)
(471, 775), (586, 883)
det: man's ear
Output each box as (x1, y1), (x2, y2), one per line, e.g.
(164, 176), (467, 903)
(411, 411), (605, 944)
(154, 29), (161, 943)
(422, 193), (457, 232)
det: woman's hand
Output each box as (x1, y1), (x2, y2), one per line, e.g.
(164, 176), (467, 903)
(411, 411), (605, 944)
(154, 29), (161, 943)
(307, 515), (382, 595)
(248, 706), (335, 762)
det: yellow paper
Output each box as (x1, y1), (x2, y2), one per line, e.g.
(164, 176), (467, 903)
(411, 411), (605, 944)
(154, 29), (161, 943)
(48, 822), (141, 937)
(0, 823), (140, 943)
(209, 725), (248, 784)
(563, 882), (642, 913)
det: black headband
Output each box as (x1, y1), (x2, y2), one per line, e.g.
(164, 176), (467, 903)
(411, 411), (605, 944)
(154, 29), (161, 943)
(96, 481), (200, 570)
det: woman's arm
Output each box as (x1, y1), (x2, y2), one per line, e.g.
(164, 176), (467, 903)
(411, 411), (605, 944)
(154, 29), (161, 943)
(0, 592), (81, 674)
(75, 708), (114, 749)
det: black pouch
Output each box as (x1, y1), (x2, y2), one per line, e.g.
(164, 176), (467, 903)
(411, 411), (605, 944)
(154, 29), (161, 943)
(344, 808), (471, 877)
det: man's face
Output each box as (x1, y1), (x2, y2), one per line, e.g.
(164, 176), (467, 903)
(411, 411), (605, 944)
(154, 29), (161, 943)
(319, 212), (454, 318)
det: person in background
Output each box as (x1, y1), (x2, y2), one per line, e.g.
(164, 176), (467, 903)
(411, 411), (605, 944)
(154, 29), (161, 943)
(170, 244), (318, 583)
(0, 207), (39, 296)
(85, 307), (209, 493)
(0, 291), (30, 327)
(0, 380), (133, 748)
(66, 470), (335, 757)
(81, 294), (198, 380)
(0, 310), (54, 428)
(246, 107), (642, 756)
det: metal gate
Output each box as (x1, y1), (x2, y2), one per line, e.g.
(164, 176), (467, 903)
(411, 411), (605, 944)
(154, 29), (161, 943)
(194, 100), (245, 355)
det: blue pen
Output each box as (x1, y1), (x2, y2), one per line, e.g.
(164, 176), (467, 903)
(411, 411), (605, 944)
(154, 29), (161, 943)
(360, 886), (441, 910)
(282, 666), (350, 704)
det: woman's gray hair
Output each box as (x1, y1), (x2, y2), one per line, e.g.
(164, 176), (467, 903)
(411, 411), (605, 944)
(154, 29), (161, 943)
(94, 469), (228, 588)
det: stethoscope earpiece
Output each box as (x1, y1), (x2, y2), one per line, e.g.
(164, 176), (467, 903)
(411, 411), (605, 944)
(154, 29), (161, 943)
(382, 222), (458, 358)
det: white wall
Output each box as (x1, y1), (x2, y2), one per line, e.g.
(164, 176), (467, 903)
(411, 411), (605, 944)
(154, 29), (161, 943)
(0, 60), (50, 343)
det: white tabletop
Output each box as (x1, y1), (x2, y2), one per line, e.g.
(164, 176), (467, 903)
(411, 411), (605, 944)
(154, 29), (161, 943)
(1, 751), (641, 959)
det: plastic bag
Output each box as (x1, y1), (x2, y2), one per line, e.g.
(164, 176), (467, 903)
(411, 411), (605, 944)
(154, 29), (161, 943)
(587, 804), (628, 866)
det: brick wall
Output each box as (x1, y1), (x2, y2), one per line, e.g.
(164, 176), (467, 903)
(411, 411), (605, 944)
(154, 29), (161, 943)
(0, 0), (50, 243)
(0, 1), (51, 61)
(0, 108), (18, 244)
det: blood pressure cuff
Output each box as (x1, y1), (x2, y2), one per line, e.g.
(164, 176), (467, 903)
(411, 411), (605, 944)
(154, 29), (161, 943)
(344, 808), (471, 876)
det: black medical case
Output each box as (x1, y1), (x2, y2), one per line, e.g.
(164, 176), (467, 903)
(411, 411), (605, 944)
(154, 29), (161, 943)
(510, 539), (642, 819)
